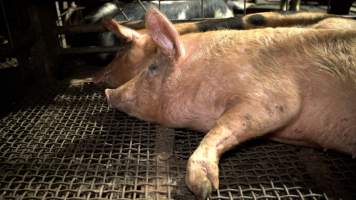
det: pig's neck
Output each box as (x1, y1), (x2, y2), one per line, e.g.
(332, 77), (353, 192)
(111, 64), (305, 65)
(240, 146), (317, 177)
(159, 34), (234, 131)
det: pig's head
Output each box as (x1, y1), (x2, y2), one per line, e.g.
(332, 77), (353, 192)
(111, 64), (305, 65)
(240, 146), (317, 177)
(105, 7), (186, 122)
(93, 19), (158, 88)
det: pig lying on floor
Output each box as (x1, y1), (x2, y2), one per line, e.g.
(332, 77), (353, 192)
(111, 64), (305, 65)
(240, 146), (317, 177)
(94, 11), (356, 89)
(104, 8), (356, 200)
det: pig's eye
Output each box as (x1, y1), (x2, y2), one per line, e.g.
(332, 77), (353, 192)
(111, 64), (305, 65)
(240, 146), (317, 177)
(148, 64), (159, 75)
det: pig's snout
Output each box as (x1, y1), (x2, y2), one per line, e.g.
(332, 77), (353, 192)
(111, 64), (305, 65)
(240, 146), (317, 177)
(105, 89), (113, 108)
(105, 87), (133, 108)
(104, 81), (137, 112)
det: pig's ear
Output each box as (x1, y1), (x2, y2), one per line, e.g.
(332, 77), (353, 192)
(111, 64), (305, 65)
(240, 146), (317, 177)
(102, 19), (141, 42)
(145, 7), (185, 60)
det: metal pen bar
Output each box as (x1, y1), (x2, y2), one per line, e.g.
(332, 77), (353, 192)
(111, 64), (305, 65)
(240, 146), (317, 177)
(60, 46), (122, 54)
(244, 0), (246, 15)
(55, 1), (67, 48)
(287, 0), (289, 11)
(119, 7), (129, 20)
(0, 0), (13, 49)
(137, 0), (147, 11)
(201, 0), (204, 18)
(58, 24), (107, 33)
(113, 0), (129, 20)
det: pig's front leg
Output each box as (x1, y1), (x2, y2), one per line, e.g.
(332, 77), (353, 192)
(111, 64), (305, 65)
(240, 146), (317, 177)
(185, 100), (301, 200)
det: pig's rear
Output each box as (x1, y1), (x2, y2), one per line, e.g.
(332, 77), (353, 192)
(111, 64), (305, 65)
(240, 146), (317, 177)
(257, 30), (356, 156)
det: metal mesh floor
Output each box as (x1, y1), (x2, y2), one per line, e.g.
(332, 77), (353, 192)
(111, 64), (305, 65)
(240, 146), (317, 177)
(1, 83), (355, 200)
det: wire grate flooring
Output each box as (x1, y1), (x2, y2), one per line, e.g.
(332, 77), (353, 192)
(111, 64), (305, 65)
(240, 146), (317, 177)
(0, 83), (355, 200)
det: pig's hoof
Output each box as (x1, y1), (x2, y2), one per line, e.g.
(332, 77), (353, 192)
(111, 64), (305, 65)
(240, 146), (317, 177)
(185, 148), (219, 200)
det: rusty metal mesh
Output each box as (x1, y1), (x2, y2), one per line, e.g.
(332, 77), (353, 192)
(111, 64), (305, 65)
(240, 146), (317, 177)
(0, 83), (355, 200)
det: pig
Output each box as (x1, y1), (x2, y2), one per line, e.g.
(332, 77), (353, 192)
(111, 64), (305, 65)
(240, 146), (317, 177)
(104, 8), (356, 200)
(93, 11), (355, 88)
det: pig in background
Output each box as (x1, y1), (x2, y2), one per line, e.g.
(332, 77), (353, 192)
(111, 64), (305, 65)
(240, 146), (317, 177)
(93, 11), (356, 88)
(62, 0), (356, 66)
(104, 8), (356, 200)
(82, 0), (234, 63)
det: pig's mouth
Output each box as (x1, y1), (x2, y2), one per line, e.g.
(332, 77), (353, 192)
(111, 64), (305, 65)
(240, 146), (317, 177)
(93, 70), (106, 84)
(105, 89), (137, 115)
(93, 66), (114, 87)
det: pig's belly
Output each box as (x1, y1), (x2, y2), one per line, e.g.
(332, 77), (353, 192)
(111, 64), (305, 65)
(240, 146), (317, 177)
(270, 91), (356, 156)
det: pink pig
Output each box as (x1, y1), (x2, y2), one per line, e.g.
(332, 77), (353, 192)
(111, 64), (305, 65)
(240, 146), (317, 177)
(105, 8), (356, 200)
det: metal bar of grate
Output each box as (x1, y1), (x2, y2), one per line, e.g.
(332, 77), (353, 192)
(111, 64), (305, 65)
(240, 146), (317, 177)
(0, 83), (355, 200)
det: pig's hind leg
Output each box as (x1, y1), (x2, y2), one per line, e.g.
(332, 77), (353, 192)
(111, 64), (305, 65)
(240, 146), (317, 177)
(185, 99), (301, 200)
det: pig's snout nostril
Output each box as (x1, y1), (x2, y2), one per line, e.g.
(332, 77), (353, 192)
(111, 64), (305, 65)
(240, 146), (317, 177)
(105, 89), (113, 108)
